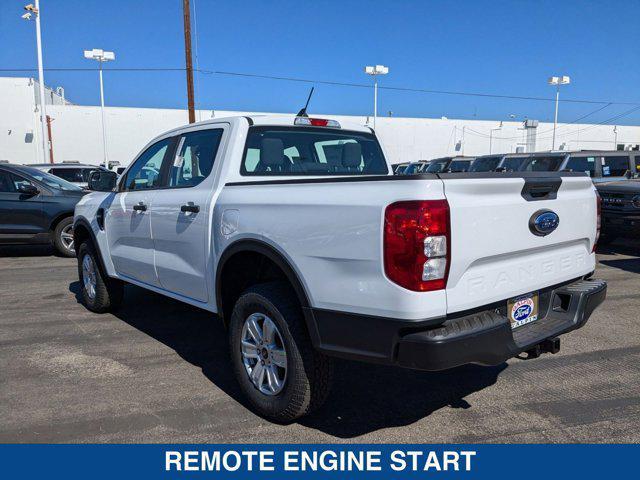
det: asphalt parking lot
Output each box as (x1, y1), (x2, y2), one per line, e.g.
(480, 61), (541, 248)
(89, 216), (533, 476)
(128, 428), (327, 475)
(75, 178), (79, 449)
(1, 242), (639, 444)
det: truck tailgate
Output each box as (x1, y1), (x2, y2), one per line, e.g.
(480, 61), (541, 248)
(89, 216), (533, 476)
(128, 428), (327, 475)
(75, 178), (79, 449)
(442, 173), (597, 314)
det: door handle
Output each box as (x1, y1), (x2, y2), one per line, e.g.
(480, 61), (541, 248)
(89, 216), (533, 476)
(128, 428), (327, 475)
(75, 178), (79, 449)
(180, 203), (200, 213)
(133, 202), (147, 212)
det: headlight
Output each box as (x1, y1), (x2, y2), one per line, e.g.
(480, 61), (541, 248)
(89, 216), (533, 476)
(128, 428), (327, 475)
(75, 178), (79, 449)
(632, 195), (640, 208)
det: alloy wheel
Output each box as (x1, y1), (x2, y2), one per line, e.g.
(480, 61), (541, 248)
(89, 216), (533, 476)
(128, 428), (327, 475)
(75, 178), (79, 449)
(240, 313), (288, 395)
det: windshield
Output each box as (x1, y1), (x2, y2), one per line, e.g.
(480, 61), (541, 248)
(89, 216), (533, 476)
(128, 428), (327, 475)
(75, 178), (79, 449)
(21, 168), (83, 191)
(519, 155), (564, 172)
(470, 156), (501, 172)
(402, 163), (423, 175)
(425, 160), (449, 173)
(242, 127), (389, 176)
(448, 160), (471, 172)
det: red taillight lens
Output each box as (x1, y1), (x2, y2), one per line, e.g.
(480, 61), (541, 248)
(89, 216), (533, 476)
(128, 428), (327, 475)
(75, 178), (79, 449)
(593, 190), (602, 252)
(309, 118), (329, 126)
(384, 200), (451, 292)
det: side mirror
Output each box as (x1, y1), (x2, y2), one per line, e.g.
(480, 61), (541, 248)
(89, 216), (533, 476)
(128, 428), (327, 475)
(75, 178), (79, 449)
(17, 183), (39, 196)
(88, 170), (118, 191)
(625, 170), (632, 179)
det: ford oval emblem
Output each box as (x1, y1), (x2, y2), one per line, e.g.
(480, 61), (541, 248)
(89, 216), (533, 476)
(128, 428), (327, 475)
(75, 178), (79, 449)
(529, 210), (559, 236)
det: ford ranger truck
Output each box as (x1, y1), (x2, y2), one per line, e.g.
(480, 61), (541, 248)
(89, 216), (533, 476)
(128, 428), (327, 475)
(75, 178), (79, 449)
(73, 115), (606, 421)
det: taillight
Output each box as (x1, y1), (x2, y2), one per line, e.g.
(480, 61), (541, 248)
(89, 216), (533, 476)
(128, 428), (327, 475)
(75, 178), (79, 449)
(593, 190), (602, 252)
(384, 200), (450, 292)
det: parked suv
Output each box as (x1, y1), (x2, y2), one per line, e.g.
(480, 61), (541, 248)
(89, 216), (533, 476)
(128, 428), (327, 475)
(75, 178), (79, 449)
(0, 163), (86, 256)
(470, 154), (529, 172)
(596, 178), (640, 243)
(74, 115), (606, 421)
(423, 156), (475, 173)
(31, 162), (109, 188)
(517, 151), (638, 182)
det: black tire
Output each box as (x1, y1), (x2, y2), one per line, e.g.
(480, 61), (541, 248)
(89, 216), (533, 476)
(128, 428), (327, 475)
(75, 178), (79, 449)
(53, 216), (76, 257)
(77, 241), (123, 313)
(229, 282), (333, 422)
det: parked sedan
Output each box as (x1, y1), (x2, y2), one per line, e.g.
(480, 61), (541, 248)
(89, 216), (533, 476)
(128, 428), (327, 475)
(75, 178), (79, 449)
(596, 178), (640, 243)
(0, 164), (87, 256)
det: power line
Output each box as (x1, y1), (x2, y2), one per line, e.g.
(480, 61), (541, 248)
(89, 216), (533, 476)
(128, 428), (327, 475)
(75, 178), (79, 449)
(465, 103), (640, 143)
(465, 102), (615, 141)
(3, 67), (640, 106)
(203, 69), (640, 106)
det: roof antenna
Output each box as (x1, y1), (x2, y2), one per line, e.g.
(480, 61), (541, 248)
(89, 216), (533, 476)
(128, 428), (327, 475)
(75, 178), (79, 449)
(296, 87), (314, 117)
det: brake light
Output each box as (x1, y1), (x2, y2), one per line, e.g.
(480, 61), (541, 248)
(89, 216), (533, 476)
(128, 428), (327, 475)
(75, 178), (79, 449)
(384, 200), (450, 292)
(593, 190), (601, 252)
(294, 117), (341, 128)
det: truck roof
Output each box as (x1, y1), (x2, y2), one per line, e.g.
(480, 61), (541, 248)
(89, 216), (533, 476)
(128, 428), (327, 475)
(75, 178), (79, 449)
(158, 115), (373, 139)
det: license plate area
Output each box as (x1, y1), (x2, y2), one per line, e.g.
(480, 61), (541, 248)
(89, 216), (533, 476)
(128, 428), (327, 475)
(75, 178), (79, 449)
(507, 292), (539, 329)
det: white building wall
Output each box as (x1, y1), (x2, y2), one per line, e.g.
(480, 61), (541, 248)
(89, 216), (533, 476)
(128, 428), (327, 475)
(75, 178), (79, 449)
(1, 77), (638, 166)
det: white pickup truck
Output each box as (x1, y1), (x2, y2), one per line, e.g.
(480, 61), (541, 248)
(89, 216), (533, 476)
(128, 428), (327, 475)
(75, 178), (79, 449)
(74, 115), (606, 421)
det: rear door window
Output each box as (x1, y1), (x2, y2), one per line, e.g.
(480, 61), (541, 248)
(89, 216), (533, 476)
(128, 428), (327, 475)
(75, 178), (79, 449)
(0, 170), (15, 192)
(602, 156), (630, 177)
(565, 156), (596, 177)
(169, 129), (224, 188)
(241, 127), (388, 176)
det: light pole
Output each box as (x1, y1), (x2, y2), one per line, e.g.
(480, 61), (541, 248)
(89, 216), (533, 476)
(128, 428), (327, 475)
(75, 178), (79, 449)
(84, 49), (115, 168)
(489, 121), (503, 154)
(22, 1), (49, 163)
(548, 75), (570, 150)
(364, 65), (389, 129)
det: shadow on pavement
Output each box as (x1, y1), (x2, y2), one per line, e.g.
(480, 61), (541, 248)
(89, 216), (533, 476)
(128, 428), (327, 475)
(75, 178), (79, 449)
(599, 258), (640, 274)
(0, 244), (56, 257)
(70, 280), (506, 438)
(301, 361), (505, 438)
(597, 238), (640, 274)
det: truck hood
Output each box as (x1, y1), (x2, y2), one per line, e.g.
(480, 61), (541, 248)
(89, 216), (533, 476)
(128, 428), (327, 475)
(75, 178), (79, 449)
(596, 179), (640, 194)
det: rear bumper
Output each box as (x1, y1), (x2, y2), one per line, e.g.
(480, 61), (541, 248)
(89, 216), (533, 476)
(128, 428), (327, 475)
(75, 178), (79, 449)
(307, 278), (606, 371)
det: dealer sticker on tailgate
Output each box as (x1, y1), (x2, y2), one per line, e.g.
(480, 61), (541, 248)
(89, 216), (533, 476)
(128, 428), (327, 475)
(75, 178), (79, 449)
(507, 292), (539, 329)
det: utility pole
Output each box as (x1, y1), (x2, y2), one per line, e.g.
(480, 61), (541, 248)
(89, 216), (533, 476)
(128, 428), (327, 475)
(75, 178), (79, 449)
(364, 65), (389, 130)
(548, 76), (570, 150)
(182, 0), (196, 124)
(22, 1), (49, 163)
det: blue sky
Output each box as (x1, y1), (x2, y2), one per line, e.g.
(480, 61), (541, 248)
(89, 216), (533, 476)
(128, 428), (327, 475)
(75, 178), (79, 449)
(1, 0), (639, 124)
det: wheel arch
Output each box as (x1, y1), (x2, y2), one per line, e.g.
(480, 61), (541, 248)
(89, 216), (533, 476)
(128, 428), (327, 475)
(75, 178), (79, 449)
(215, 239), (319, 343)
(49, 211), (74, 232)
(73, 218), (109, 275)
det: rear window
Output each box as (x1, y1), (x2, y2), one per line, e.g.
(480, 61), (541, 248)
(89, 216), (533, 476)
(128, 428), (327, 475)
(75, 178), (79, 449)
(565, 155), (596, 177)
(241, 127), (388, 176)
(500, 157), (526, 171)
(470, 156), (501, 172)
(520, 156), (564, 172)
(602, 155), (630, 177)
